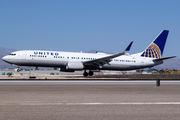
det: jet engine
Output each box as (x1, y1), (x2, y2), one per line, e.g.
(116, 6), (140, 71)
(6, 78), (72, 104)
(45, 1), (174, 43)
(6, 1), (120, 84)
(60, 62), (84, 72)
(66, 62), (84, 70)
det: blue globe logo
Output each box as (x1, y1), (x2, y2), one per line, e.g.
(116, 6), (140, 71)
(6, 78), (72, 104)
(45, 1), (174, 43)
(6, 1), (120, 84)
(142, 43), (161, 58)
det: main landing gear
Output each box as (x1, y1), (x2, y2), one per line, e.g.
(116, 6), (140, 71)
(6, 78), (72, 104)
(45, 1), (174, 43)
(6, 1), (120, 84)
(83, 70), (94, 77)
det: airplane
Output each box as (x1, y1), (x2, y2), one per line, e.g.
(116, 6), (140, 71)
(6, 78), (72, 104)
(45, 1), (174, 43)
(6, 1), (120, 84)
(2, 30), (176, 77)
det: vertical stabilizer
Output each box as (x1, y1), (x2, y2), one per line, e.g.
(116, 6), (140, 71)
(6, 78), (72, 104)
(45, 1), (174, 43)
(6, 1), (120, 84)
(141, 30), (169, 58)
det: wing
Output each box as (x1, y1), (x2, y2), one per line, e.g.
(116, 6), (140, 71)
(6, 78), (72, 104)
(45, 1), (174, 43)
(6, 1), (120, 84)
(83, 41), (133, 68)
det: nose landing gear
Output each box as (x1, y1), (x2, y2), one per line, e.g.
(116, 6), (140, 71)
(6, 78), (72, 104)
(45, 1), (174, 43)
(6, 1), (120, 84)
(17, 68), (21, 72)
(14, 67), (22, 72)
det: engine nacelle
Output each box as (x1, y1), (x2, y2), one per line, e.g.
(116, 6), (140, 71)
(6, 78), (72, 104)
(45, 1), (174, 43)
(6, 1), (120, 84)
(66, 62), (84, 70)
(60, 68), (75, 72)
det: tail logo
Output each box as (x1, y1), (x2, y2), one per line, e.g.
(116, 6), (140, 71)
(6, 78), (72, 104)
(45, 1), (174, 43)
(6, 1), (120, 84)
(141, 43), (161, 58)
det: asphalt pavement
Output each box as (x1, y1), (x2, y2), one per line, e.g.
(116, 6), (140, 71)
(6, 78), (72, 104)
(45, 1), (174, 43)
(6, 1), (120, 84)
(0, 80), (180, 120)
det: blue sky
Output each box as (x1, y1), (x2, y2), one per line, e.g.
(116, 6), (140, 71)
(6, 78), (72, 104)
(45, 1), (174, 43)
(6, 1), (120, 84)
(0, 0), (179, 58)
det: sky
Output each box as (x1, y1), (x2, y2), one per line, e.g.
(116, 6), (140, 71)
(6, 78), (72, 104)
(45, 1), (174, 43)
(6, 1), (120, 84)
(0, 0), (180, 58)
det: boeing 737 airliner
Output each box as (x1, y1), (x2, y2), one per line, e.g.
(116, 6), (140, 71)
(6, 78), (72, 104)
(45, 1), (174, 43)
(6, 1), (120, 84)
(2, 30), (176, 77)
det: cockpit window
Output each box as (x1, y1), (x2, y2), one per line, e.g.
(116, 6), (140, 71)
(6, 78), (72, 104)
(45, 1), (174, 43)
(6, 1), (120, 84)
(9, 53), (16, 56)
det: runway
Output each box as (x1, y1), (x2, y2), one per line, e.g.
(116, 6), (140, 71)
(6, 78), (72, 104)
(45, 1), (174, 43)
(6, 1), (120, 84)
(0, 80), (180, 120)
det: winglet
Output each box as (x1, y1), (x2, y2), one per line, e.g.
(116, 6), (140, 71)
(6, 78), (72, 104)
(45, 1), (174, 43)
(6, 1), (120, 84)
(125, 41), (133, 53)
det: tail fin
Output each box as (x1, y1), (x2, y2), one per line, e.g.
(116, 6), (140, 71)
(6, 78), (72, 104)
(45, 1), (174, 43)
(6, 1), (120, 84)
(141, 30), (169, 58)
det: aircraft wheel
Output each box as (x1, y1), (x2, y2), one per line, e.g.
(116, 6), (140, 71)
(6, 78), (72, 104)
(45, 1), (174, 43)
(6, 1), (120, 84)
(83, 72), (88, 77)
(89, 71), (94, 76)
(17, 68), (21, 72)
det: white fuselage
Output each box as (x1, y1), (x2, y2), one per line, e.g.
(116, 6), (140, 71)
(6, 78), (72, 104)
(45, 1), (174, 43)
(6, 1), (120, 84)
(2, 50), (163, 71)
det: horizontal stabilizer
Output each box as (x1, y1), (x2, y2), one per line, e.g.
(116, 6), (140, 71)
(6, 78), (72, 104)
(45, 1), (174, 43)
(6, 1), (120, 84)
(153, 56), (176, 62)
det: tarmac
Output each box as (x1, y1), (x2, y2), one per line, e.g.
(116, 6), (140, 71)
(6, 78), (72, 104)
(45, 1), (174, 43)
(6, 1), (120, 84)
(0, 80), (180, 120)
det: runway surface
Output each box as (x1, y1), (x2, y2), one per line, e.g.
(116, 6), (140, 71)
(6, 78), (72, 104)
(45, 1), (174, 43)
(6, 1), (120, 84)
(0, 80), (180, 120)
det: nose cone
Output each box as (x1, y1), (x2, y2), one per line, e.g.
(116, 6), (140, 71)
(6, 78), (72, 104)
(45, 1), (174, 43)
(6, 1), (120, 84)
(2, 56), (8, 62)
